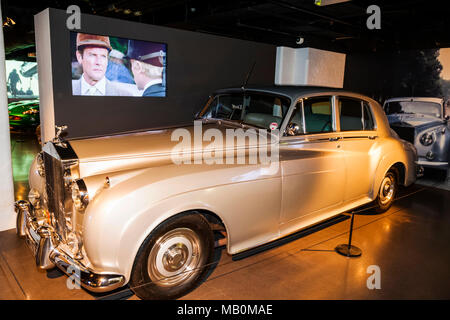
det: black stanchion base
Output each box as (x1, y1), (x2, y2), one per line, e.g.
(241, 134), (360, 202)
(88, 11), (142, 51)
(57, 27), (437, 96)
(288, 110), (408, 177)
(335, 244), (362, 257)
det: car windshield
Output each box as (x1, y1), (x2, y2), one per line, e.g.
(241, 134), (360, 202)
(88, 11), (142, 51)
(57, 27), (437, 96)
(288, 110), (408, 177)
(384, 101), (441, 118)
(199, 92), (291, 130)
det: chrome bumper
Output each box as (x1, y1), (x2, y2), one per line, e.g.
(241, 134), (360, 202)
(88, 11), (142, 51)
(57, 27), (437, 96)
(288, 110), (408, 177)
(15, 200), (125, 293)
(416, 159), (448, 170)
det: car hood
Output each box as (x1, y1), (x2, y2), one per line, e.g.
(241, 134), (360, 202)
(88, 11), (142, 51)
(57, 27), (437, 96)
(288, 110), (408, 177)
(68, 121), (276, 177)
(387, 114), (444, 130)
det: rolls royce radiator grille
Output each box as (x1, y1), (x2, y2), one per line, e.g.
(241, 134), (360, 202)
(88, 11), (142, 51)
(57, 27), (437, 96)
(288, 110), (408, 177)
(43, 151), (66, 240)
(391, 125), (415, 143)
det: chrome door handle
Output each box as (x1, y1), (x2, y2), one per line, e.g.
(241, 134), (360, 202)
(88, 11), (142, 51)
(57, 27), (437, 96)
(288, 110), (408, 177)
(329, 137), (341, 141)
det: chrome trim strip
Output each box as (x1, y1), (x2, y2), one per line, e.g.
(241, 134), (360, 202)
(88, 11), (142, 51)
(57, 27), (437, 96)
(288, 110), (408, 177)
(340, 136), (377, 140)
(416, 160), (448, 168)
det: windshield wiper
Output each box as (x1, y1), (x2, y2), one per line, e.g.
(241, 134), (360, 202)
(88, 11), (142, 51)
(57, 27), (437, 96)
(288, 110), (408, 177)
(201, 117), (262, 130)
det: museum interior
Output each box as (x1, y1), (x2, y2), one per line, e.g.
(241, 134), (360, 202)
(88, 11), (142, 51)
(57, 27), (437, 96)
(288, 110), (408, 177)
(0, 0), (450, 301)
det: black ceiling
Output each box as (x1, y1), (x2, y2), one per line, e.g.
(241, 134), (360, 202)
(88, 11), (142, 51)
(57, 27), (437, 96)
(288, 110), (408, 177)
(2, 0), (450, 61)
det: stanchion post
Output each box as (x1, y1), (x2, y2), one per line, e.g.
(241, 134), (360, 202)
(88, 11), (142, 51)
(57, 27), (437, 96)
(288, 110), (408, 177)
(335, 212), (362, 257)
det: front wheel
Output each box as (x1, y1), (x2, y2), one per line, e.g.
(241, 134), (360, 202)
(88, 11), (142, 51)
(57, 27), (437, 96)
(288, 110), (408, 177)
(374, 168), (398, 213)
(130, 213), (214, 300)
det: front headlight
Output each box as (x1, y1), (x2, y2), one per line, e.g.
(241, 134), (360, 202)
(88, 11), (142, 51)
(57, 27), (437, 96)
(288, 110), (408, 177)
(420, 132), (434, 146)
(71, 180), (89, 211)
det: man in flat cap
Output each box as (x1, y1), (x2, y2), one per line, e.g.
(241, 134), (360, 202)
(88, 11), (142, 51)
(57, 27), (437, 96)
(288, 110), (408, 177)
(72, 33), (129, 96)
(127, 40), (166, 97)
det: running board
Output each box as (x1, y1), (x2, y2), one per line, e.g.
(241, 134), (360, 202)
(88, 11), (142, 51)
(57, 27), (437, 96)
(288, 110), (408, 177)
(231, 214), (349, 261)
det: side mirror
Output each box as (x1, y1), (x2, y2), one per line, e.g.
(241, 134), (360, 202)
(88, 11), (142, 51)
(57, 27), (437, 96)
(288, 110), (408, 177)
(286, 123), (301, 136)
(445, 115), (449, 121)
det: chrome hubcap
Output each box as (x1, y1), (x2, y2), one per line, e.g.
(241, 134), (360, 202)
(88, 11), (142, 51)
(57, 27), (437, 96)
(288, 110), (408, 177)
(379, 175), (395, 205)
(148, 228), (201, 286)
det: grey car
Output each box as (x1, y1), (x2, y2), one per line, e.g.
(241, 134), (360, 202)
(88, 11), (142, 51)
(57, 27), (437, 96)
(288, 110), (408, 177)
(383, 97), (450, 174)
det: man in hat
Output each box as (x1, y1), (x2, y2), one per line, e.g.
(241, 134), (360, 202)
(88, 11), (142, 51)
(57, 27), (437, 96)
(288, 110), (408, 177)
(72, 33), (129, 96)
(127, 39), (166, 97)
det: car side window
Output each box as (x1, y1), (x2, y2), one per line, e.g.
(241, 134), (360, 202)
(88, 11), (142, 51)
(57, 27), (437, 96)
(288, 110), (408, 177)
(339, 97), (364, 131)
(303, 96), (333, 134)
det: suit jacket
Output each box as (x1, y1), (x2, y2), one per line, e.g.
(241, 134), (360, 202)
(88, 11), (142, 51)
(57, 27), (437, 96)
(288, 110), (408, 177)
(72, 77), (130, 96)
(142, 83), (166, 97)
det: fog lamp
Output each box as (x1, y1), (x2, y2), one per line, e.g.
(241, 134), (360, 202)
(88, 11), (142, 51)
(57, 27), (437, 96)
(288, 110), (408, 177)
(71, 180), (89, 211)
(28, 188), (41, 208)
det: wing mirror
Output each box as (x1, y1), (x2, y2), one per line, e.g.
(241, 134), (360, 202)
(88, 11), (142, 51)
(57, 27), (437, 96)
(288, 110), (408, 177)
(445, 115), (449, 121)
(286, 123), (301, 136)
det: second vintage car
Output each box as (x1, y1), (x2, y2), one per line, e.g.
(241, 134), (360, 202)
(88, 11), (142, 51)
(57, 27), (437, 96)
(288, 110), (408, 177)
(383, 97), (449, 175)
(16, 86), (417, 299)
(8, 99), (40, 130)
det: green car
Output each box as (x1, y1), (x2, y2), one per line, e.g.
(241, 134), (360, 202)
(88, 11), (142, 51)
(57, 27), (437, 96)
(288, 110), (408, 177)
(8, 99), (40, 129)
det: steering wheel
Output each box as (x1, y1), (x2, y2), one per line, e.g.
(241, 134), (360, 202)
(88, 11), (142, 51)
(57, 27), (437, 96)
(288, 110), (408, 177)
(320, 120), (332, 132)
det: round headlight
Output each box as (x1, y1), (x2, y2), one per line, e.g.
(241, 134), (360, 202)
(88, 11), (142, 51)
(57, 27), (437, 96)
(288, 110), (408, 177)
(28, 188), (41, 208)
(71, 180), (89, 211)
(420, 132), (434, 146)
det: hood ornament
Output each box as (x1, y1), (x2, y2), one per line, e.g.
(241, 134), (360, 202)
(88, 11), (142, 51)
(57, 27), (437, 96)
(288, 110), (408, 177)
(53, 125), (68, 147)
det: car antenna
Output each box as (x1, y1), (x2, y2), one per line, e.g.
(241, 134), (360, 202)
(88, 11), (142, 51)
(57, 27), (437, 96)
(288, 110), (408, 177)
(241, 61), (256, 90)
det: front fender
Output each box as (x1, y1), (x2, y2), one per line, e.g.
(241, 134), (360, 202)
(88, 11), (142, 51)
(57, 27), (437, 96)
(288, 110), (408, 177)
(373, 138), (416, 198)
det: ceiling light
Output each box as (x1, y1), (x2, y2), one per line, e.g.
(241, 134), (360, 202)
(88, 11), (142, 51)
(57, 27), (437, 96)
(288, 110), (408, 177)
(2, 17), (16, 27)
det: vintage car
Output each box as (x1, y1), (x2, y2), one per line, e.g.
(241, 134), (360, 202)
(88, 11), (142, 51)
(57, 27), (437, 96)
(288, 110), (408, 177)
(16, 86), (417, 300)
(383, 97), (450, 174)
(8, 99), (40, 129)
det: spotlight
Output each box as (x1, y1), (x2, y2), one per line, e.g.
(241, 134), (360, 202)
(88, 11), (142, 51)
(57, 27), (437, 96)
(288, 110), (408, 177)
(2, 17), (16, 27)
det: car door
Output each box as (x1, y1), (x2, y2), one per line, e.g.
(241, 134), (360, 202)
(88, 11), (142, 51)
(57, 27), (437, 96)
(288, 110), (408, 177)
(279, 95), (345, 231)
(337, 96), (378, 202)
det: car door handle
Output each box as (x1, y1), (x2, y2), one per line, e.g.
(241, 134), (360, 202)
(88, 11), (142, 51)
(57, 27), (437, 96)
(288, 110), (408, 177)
(368, 136), (378, 140)
(329, 137), (341, 141)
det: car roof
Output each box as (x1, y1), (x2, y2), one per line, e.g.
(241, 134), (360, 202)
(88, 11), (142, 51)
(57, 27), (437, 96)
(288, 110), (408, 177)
(384, 97), (443, 104)
(213, 85), (359, 102)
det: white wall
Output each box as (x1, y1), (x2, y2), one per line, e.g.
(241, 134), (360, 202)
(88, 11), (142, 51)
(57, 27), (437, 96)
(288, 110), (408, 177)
(0, 7), (16, 231)
(275, 47), (346, 88)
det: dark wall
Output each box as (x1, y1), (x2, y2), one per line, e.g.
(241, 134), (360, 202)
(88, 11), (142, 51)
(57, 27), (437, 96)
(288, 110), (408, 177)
(47, 9), (276, 139)
(344, 49), (443, 104)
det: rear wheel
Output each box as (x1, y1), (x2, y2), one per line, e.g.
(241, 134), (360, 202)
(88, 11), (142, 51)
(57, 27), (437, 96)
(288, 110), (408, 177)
(130, 213), (214, 300)
(375, 168), (398, 213)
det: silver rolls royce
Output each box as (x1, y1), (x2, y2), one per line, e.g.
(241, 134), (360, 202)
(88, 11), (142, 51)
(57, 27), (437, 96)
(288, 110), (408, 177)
(16, 86), (417, 299)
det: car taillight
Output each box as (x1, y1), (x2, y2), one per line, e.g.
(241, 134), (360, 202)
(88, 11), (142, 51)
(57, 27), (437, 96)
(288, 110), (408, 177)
(9, 116), (21, 121)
